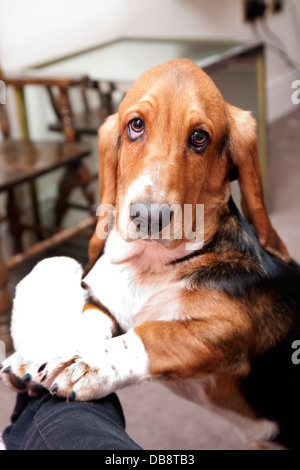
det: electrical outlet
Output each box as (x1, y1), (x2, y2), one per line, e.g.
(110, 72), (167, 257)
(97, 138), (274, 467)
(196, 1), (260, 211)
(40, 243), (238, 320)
(271, 0), (284, 13)
(244, 0), (267, 22)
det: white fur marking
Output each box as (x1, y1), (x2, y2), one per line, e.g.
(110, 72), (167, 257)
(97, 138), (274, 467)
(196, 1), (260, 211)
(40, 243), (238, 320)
(39, 329), (149, 401)
(119, 174), (154, 239)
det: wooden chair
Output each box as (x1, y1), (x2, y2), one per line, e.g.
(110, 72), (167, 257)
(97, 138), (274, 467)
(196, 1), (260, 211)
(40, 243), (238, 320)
(48, 79), (114, 138)
(48, 78), (130, 139)
(0, 69), (98, 350)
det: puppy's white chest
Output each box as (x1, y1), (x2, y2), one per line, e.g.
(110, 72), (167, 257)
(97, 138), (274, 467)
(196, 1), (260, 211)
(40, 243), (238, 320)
(83, 229), (183, 331)
(89, 254), (153, 331)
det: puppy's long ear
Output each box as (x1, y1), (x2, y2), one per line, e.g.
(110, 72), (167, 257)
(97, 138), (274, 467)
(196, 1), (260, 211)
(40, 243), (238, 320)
(227, 104), (290, 263)
(85, 113), (119, 275)
(98, 113), (119, 205)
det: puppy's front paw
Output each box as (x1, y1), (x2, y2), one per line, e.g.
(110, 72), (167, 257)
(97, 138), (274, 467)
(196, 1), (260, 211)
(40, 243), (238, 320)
(0, 352), (47, 396)
(37, 331), (149, 401)
(37, 351), (117, 402)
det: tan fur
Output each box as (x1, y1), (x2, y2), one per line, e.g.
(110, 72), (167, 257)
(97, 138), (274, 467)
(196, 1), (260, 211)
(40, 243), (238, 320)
(80, 59), (291, 440)
(87, 59), (289, 271)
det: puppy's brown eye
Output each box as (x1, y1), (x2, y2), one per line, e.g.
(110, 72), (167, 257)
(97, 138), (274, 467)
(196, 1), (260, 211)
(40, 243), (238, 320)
(131, 119), (144, 132)
(128, 118), (144, 140)
(189, 130), (209, 150)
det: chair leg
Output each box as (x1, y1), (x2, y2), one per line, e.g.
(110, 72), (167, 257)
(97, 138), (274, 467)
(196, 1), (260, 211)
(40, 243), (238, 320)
(6, 189), (24, 253)
(0, 259), (12, 353)
(72, 162), (97, 215)
(55, 162), (96, 227)
(55, 169), (75, 226)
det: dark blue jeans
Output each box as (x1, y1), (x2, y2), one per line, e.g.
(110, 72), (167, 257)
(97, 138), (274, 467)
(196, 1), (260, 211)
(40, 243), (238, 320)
(3, 391), (142, 450)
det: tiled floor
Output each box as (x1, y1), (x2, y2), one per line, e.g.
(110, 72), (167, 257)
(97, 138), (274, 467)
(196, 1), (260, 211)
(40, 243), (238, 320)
(0, 107), (299, 450)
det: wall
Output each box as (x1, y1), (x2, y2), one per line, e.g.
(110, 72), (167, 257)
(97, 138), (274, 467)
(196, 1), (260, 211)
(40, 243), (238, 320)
(0, 0), (298, 256)
(0, 0), (299, 120)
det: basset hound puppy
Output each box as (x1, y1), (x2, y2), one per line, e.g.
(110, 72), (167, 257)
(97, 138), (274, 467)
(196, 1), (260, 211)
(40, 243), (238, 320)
(1, 59), (300, 450)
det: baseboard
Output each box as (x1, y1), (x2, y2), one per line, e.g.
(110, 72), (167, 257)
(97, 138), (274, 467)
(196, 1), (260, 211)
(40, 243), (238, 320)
(266, 69), (300, 122)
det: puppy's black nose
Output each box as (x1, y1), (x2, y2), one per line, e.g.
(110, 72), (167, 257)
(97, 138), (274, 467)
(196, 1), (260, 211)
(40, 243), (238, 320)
(130, 203), (174, 235)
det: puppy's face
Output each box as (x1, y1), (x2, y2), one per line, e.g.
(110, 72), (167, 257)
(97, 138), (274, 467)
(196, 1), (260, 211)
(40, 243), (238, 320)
(116, 59), (231, 249)
(87, 59), (288, 270)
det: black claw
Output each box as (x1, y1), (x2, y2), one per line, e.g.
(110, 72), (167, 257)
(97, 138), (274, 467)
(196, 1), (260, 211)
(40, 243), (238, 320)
(38, 363), (47, 373)
(68, 391), (76, 402)
(0, 364), (3, 370)
(8, 372), (27, 390)
(3, 367), (10, 373)
(21, 373), (31, 383)
(51, 384), (58, 394)
(41, 374), (47, 383)
(29, 382), (47, 395)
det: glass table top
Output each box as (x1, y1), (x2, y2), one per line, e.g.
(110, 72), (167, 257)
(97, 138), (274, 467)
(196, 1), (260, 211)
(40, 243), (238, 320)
(38, 37), (262, 83)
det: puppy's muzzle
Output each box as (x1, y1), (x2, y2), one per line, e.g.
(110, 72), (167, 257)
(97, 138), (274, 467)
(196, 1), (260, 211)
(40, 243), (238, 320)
(130, 202), (174, 236)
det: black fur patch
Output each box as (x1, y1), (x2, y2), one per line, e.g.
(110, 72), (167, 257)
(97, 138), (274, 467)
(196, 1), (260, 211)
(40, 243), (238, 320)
(180, 197), (300, 449)
(180, 198), (300, 304)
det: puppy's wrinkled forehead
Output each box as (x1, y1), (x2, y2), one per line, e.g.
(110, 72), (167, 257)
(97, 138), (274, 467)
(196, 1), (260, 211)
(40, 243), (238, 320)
(119, 58), (226, 120)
